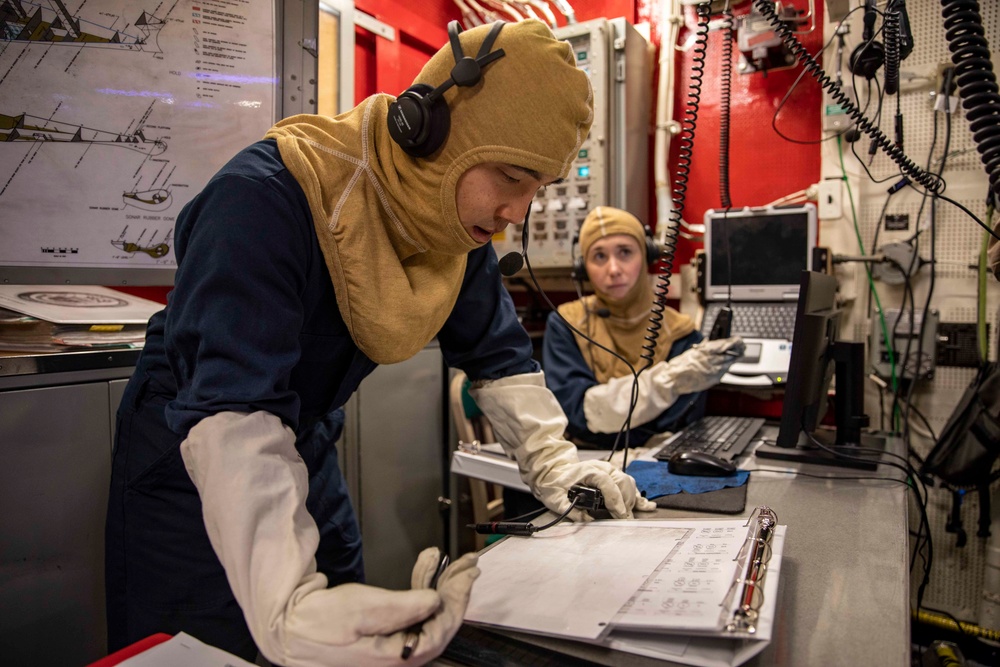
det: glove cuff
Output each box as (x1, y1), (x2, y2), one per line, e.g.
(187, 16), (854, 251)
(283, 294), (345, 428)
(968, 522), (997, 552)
(469, 371), (580, 501)
(583, 366), (677, 433)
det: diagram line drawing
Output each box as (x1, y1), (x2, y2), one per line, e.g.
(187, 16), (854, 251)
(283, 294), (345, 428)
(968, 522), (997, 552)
(1, 1), (165, 52)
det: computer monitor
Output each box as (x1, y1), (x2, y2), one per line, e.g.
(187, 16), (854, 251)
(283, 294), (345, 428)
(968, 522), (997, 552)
(754, 271), (885, 470)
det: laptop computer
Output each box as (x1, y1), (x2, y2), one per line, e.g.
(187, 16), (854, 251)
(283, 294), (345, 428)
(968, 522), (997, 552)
(700, 204), (817, 387)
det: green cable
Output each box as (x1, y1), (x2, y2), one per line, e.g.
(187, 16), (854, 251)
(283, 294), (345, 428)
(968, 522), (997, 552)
(979, 207), (994, 361)
(838, 136), (899, 429)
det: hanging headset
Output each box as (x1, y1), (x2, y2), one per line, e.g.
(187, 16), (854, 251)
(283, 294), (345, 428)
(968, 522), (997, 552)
(387, 20), (506, 158)
(570, 223), (661, 283)
(847, 0), (884, 81)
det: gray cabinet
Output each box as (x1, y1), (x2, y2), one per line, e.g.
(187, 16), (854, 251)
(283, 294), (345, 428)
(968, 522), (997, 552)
(0, 361), (133, 666)
(0, 342), (450, 660)
(340, 343), (448, 590)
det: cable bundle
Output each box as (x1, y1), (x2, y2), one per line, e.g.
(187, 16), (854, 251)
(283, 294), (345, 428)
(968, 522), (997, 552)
(941, 0), (1000, 208)
(643, 2), (711, 370)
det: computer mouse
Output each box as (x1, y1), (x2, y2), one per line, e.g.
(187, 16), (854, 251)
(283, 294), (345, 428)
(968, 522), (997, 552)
(667, 451), (737, 477)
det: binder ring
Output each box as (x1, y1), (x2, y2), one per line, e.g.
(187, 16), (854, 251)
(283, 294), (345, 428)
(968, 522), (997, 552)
(724, 505), (777, 635)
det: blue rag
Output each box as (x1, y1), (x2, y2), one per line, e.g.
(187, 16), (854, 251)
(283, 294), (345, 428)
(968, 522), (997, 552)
(625, 460), (750, 499)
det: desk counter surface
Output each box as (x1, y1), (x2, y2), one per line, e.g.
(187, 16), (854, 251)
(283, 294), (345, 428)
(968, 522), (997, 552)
(448, 430), (910, 667)
(0, 348), (139, 387)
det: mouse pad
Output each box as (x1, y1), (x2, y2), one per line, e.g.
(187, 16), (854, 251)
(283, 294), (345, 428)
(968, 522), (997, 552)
(625, 461), (750, 515)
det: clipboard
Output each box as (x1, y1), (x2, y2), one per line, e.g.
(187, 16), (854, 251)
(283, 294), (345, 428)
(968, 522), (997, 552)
(465, 507), (785, 667)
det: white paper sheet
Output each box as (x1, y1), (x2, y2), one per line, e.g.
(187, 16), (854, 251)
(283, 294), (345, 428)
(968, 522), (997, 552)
(466, 522), (691, 640)
(0, 285), (161, 324)
(606, 527), (786, 667)
(612, 521), (747, 633)
(117, 632), (255, 666)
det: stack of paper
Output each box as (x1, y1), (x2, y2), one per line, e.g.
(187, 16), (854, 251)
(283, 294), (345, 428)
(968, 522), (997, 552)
(465, 517), (786, 667)
(0, 285), (162, 353)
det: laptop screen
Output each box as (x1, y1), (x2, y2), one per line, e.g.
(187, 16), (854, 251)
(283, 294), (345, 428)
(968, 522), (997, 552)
(704, 204), (817, 302)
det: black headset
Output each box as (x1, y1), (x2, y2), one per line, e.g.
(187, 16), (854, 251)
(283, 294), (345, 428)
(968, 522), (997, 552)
(387, 20), (506, 158)
(847, 0), (884, 80)
(570, 223), (661, 283)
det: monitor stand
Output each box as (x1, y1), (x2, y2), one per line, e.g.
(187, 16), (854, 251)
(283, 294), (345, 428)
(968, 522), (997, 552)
(759, 340), (886, 471)
(755, 429), (887, 471)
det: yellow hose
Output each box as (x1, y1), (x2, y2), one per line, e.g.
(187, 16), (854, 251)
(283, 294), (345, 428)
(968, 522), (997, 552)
(914, 608), (1000, 642)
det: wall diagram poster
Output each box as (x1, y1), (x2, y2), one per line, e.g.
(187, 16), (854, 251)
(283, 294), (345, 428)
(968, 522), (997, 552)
(0, 0), (277, 271)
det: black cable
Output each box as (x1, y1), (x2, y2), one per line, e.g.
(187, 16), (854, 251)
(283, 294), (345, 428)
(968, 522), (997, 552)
(750, 0), (945, 194)
(883, 0), (902, 96)
(916, 604), (978, 640)
(940, 0), (1000, 209)
(897, 82), (953, 445)
(510, 205), (645, 470)
(522, 249), (642, 465)
(907, 402), (939, 444)
(899, 133), (949, 447)
(888, 96), (949, 435)
(569, 237), (602, 375)
(719, 2), (734, 208)
(724, 208), (732, 308)
(469, 494), (583, 536)
(800, 420), (932, 606)
(749, 465), (914, 485)
(750, 457), (932, 584)
(886, 264), (916, 428)
(935, 193), (998, 240)
(771, 6), (866, 146)
(848, 78), (903, 186)
(866, 193), (893, 316)
(912, 108), (942, 229)
(501, 505), (549, 523)
(885, 261), (916, 432)
(532, 497), (584, 530)
(644, 2), (711, 373)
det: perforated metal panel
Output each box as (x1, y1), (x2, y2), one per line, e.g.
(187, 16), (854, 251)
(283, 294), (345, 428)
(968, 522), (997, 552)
(828, 1), (999, 623)
(866, 1), (998, 180)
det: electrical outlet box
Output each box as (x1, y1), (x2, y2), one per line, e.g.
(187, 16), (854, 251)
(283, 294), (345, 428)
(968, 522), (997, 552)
(936, 322), (988, 367)
(818, 180), (842, 220)
(870, 308), (939, 381)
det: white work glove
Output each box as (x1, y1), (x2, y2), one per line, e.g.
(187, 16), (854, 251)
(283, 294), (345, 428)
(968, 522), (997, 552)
(181, 411), (480, 667)
(468, 372), (657, 521)
(584, 337), (746, 434)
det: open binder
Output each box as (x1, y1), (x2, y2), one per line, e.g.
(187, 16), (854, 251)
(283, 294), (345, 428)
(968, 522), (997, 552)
(465, 507), (785, 667)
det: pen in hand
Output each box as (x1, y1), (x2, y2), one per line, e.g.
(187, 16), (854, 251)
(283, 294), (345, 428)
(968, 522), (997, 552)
(401, 551), (449, 660)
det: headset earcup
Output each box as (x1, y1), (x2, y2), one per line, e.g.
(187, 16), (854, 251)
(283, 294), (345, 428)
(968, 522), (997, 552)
(415, 93), (450, 158)
(848, 41), (885, 80)
(387, 84), (451, 158)
(642, 225), (661, 265)
(571, 257), (588, 283)
(646, 238), (662, 266)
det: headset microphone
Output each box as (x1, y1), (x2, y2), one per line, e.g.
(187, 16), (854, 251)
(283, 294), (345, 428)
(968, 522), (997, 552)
(498, 207), (531, 277)
(497, 251), (524, 277)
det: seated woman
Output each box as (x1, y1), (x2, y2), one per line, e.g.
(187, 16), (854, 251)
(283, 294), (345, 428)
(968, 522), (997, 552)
(543, 206), (744, 449)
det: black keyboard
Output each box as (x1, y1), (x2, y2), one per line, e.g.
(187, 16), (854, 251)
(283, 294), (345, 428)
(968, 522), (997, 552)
(654, 416), (766, 463)
(702, 302), (796, 340)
